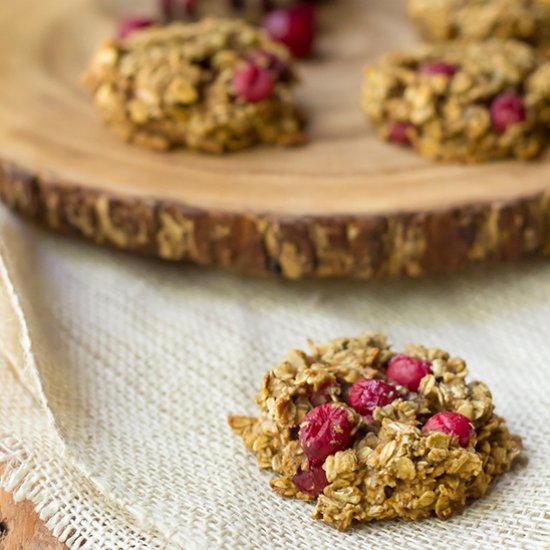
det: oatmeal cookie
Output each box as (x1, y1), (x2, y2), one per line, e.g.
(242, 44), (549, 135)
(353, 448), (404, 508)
(361, 39), (550, 162)
(408, 0), (550, 48)
(229, 332), (522, 531)
(83, 19), (306, 153)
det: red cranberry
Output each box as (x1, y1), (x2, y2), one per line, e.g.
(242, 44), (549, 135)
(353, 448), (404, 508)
(117, 17), (155, 40)
(232, 64), (275, 102)
(299, 403), (354, 465)
(389, 122), (413, 146)
(490, 93), (526, 132)
(422, 411), (474, 447)
(292, 464), (329, 495)
(419, 61), (457, 77)
(262, 4), (316, 58)
(386, 354), (431, 392)
(348, 379), (399, 417)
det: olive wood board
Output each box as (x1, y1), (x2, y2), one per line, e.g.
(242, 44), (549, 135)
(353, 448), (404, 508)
(0, 0), (548, 281)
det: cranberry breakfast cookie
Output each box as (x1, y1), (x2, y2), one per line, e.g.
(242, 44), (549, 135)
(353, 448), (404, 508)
(83, 18), (305, 153)
(361, 39), (550, 162)
(229, 333), (521, 530)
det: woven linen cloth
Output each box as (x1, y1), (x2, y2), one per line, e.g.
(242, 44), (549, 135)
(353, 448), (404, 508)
(0, 204), (549, 550)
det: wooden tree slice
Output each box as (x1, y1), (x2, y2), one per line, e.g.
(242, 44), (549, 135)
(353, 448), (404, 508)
(0, 0), (548, 279)
(0, 481), (65, 550)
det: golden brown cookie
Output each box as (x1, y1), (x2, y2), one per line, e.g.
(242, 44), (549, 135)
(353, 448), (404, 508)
(229, 333), (521, 531)
(408, 0), (550, 47)
(83, 19), (306, 153)
(361, 40), (550, 162)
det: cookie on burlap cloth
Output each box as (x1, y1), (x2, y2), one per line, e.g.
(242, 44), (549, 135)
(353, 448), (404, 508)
(230, 332), (521, 531)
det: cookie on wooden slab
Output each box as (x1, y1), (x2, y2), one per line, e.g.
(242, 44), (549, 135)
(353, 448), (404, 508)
(361, 39), (550, 163)
(229, 333), (521, 531)
(408, 0), (550, 46)
(83, 19), (306, 153)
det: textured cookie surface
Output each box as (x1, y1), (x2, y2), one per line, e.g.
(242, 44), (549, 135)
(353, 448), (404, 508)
(83, 19), (305, 153)
(229, 333), (521, 531)
(361, 39), (550, 162)
(408, 0), (550, 45)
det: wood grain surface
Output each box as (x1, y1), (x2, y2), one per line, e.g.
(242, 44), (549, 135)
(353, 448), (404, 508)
(0, 0), (549, 278)
(0, 487), (66, 550)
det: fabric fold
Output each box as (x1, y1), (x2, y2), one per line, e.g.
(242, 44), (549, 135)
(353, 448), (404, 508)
(0, 204), (549, 549)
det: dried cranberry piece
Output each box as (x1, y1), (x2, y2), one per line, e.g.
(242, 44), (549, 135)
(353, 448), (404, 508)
(419, 61), (457, 76)
(386, 354), (431, 392)
(232, 64), (275, 102)
(348, 379), (399, 417)
(490, 93), (526, 132)
(116, 17), (155, 40)
(389, 122), (414, 146)
(292, 464), (329, 495)
(299, 403), (354, 465)
(262, 4), (316, 58)
(422, 411), (474, 447)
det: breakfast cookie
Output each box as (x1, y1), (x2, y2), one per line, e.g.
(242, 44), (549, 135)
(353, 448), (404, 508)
(408, 0), (550, 48)
(229, 332), (521, 531)
(83, 19), (305, 153)
(361, 39), (550, 162)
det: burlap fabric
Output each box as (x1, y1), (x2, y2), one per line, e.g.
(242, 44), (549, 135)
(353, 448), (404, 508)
(0, 205), (548, 549)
